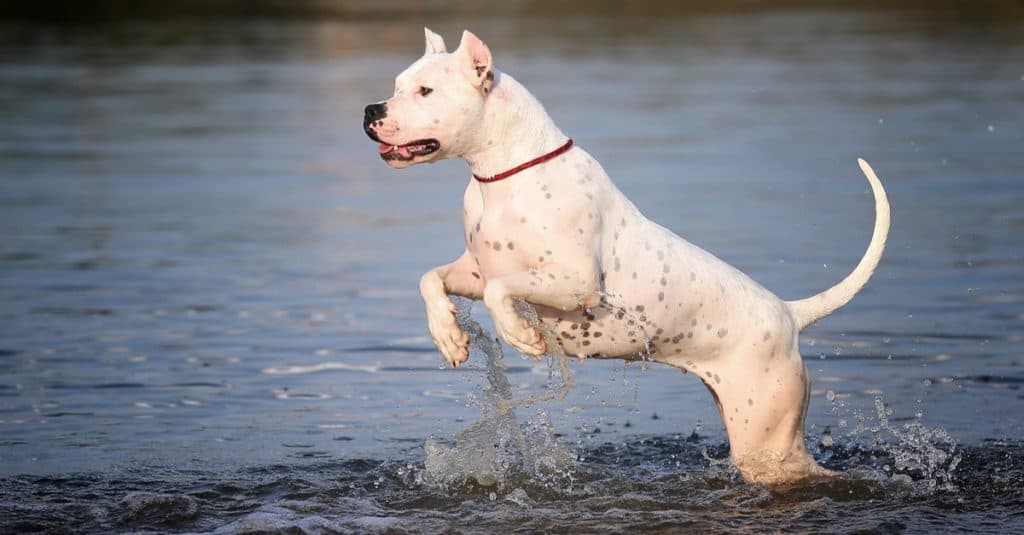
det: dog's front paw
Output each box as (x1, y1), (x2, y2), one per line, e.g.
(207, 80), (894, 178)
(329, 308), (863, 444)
(492, 310), (547, 358)
(483, 282), (547, 358)
(426, 300), (470, 367)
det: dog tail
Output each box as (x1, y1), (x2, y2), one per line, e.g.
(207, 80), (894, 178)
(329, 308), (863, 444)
(787, 159), (891, 330)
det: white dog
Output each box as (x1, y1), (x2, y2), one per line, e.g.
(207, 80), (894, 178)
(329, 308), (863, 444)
(363, 28), (890, 485)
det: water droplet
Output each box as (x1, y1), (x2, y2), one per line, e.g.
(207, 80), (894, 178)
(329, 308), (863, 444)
(489, 492), (497, 501)
(826, 389), (836, 401)
(987, 124), (995, 132)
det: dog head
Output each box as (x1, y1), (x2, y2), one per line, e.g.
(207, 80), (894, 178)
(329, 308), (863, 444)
(363, 28), (496, 168)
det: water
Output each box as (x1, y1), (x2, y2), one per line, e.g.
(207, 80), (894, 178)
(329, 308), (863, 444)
(2, 4), (1023, 533)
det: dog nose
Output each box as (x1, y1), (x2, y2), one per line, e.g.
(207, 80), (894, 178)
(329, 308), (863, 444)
(364, 103), (387, 123)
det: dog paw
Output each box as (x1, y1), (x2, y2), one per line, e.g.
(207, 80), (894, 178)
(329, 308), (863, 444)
(426, 303), (470, 367)
(494, 315), (547, 358)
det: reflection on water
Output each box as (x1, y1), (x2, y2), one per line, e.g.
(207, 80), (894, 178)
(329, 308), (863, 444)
(1, 4), (1023, 532)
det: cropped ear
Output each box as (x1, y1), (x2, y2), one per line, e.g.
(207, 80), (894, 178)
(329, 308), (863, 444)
(423, 27), (446, 55)
(456, 30), (494, 95)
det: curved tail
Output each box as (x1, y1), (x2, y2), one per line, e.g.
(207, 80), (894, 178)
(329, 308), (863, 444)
(787, 159), (891, 330)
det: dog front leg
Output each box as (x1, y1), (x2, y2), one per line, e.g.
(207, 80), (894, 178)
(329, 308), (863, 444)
(482, 264), (600, 358)
(419, 250), (484, 367)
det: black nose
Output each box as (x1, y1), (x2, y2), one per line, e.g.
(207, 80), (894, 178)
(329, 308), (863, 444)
(364, 103), (387, 123)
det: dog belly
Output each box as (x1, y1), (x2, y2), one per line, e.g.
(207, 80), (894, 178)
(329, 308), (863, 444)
(534, 218), (793, 363)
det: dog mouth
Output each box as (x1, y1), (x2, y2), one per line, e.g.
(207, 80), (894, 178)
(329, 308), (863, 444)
(377, 139), (440, 161)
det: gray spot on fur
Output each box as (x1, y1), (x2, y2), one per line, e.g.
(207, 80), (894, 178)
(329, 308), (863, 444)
(717, 328), (728, 338)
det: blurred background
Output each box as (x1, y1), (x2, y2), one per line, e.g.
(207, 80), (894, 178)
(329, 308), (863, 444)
(0, 1), (1022, 531)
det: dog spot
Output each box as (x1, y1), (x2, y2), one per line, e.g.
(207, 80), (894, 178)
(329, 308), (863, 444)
(706, 323), (712, 331)
(520, 217), (527, 223)
(635, 305), (645, 313)
(507, 242), (514, 250)
(433, 118), (440, 124)
(471, 272), (481, 279)
(620, 217), (627, 227)
(714, 373), (720, 384)
(577, 228), (584, 234)
(545, 193), (552, 199)
(660, 277), (667, 286)
(705, 371), (712, 378)
(571, 323), (579, 330)
(747, 398), (753, 406)
(663, 264), (670, 273)
(717, 328), (729, 338)
(545, 250), (552, 255)
(593, 331), (602, 338)
(687, 331), (693, 338)
(763, 331), (771, 342)
(658, 292), (664, 302)
(657, 250), (664, 260)
(614, 258), (621, 272)
(690, 271), (696, 282)
(632, 272), (637, 280)
(538, 256), (545, 262)
(582, 340), (591, 346)
(691, 319), (698, 327)
(493, 242), (502, 251)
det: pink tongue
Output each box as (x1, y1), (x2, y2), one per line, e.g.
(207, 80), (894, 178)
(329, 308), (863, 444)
(378, 143), (414, 158)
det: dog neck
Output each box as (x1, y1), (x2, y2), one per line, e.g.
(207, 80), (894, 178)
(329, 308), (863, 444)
(462, 71), (569, 194)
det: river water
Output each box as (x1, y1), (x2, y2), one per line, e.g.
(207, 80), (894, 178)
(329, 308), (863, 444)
(1, 4), (1023, 533)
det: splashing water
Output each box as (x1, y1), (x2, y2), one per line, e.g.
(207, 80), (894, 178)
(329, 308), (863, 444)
(820, 395), (963, 493)
(420, 298), (578, 491)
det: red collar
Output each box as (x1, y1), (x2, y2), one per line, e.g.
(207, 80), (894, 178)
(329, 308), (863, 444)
(472, 138), (574, 183)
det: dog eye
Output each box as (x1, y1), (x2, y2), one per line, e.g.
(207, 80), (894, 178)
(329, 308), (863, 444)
(418, 86), (433, 97)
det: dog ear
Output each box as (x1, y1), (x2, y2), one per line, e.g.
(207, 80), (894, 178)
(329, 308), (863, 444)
(456, 30), (494, 95)
(423, 27), (446, 55)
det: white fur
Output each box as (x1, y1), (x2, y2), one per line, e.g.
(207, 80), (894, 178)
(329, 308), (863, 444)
(366, 29), (890, 485)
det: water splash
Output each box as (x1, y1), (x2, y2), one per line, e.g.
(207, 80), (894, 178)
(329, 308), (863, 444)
(420, 298), (577, 491)
(829, 395), (962, 493)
